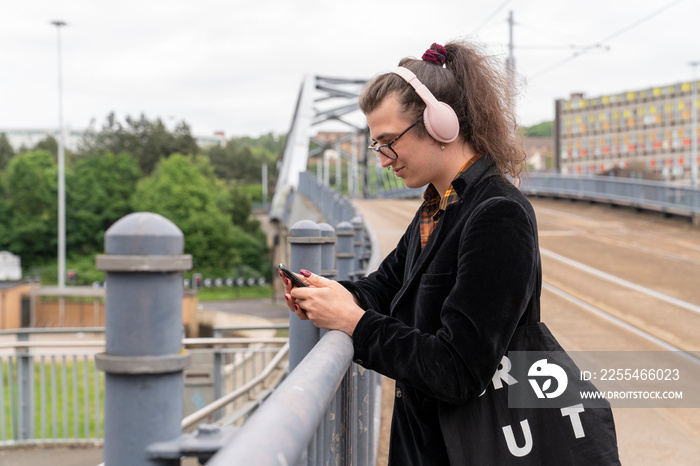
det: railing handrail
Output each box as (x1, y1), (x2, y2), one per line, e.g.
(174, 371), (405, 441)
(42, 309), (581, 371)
(181, 341), (290, 429)
(521, 172), (700, 216)
(0, 336), (288, 351)
(206, 330), (354, 466)
(0, 327), (105, 336)
(213, 324), (289, 332)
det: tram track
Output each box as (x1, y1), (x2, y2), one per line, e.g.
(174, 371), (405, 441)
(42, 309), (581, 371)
(542, 280), (700, 365)
(540, 246), (700, 355)
(535, 199), (700, 355)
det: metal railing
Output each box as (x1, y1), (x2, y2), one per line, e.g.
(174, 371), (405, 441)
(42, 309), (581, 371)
(0, 328), (288, 448)
(297, 171), (381, 275)
(181, 340), (290, 430)
(201, 181), (384, 465)
(206, 331), (362, 466)
(0, 328), (105, 445)
(521, 172), (700, 219)
(202, 225), (382, 465)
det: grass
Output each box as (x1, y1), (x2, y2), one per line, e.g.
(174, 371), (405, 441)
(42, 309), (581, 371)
(197, 284), (273, 301)
(1, 357), (104, 441)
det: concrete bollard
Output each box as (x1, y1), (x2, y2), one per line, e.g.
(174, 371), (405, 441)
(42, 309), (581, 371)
(351, 215), (364, 281)
(335, 221), (355, 282)
(288, 220), (324, 466)
(317, 222), (336, 465)
(319, 223), (336, 280)
(288, 220), (323, 372)
(95, 212), (192, 466)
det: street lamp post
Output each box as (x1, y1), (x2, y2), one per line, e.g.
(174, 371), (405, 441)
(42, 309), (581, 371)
(691, 61), (699, 188)
(51, 20), (67, 289)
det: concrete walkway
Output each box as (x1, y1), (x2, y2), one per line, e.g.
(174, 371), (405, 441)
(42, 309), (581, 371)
(0, 444), (202, 466)
(0, 444), (104, 466)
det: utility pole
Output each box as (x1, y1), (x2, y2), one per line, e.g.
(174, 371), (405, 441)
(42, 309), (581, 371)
(691, 61), (699, 188)
(262, 163), (268, 207)
(51, 20), (67, 289)
(506, 10), (516, 106)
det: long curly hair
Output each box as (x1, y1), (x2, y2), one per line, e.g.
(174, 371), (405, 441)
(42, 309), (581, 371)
(359, 40), (526, 181)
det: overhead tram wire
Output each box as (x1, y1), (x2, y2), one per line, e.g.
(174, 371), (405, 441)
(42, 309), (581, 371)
(529, 0), (684, 80)
(473, 0), (513, 34)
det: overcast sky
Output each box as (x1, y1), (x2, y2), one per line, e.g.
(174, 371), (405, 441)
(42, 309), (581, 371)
(1, 0), (698, 139)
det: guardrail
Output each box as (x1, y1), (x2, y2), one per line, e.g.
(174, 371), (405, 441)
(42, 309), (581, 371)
(0, 330), (105, 445)
(297, 171), (381, 275)
(521, 173), (700, 221)
(0, 329), (285, 448)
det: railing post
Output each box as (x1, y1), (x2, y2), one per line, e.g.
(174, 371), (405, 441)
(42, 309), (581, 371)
(356, 365), (370, 464)
(95, 212), (192, 466)
(351, 216), (364, 280)
(317, 222), (337, 465)
(336, 221), (355, 282)
(319, 223), (336, 281)
(16, 331), (33, 441)
(288, 220), (322, 372)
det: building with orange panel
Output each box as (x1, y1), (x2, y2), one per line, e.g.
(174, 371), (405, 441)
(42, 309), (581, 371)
(555, 80), (699, 183)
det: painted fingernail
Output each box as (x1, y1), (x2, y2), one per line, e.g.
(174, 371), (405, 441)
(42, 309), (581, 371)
(300, 269), (311, 277)
(284, 294), (290, 301)
(294, 304), (300, 311)
(285, 278), (289, 285)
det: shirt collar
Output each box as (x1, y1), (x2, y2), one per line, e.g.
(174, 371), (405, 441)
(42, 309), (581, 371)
(422, 154), (483, 205)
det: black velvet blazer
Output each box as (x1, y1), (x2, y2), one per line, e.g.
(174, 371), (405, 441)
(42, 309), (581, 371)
(344, 157), (541, 465)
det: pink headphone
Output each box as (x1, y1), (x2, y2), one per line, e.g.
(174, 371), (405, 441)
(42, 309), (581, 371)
(390, 67), (460, 144)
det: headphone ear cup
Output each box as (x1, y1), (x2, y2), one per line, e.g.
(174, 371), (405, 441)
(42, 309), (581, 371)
(423, 101), (460, 143)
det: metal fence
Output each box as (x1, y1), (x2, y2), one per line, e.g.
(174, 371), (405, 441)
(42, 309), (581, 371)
(0, 328), (288, 448)
(520, 172), (700, 219)
(0, 328), (105, 445)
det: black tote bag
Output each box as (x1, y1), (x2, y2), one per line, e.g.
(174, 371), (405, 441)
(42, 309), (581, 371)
(438, 322), (621, 465)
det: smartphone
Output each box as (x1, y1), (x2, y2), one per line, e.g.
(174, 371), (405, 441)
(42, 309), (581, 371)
(278, 263), (308, 288)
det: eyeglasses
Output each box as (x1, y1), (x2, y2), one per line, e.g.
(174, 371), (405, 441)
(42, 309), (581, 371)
(368, 118), (421, 160)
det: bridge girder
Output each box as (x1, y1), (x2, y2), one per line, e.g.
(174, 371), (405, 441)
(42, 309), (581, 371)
(270, 75), (369, 221)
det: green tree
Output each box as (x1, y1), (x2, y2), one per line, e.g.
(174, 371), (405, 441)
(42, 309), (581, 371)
(227, 182), (253, 228)
(67, 151), (143, 254)
(0, 150), (57, 265)
(237, 132), (286, 155)
(32, 135), (59, 157)
(523, 121), (553, 138)
(79, 113), (199, 175)
(205, 133), (282, 185)
(131, 154), (267, 275)
(0, 132), (14, 170)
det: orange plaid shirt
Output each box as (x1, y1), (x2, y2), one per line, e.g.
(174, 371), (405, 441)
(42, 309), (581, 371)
(419, 155), (482, 248)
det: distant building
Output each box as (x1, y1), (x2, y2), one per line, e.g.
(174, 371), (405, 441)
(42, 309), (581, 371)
(1, 128), (85, 152)
(0, 251), (21, 281)
(197, 131), (227, 148)
(314, 131), (365, 157)
(555, 80), (699, 183)
(523, 136), (554, 171)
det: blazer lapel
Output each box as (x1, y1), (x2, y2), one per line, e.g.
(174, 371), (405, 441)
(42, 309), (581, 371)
(390, 157), (498, 311)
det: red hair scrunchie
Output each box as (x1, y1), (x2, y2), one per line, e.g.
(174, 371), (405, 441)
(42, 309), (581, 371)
(422, 43), (447, 66)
